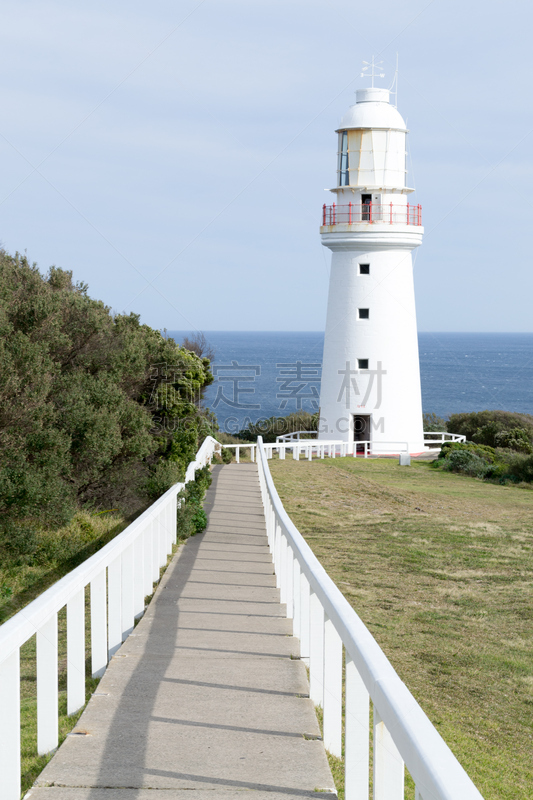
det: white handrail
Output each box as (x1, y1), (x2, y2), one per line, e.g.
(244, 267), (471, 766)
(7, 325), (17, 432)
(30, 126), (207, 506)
(221, 443), (256, 464)
(256, 436), (484, 800)
(0, 435), (222, 800)
(423, 432), (466, 445)
(276, 430), (317, 442)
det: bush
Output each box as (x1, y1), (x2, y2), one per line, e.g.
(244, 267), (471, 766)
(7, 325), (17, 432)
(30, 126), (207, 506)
(442, 450), (491, 478)
(176, 467), (212, 539)
(0, 248), (214, 553)
(499, 453), (533, 484)
(447, 410), (533, 447)
(494, 428), (533, 454)
(439, 441), (498, 463)
(221, 447), (233, 464)
(423, 412), (448, 432)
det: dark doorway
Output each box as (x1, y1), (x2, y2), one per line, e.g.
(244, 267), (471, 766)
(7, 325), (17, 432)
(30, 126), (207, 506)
(353, 414), (371, 451)
(361, 193), (372, 221)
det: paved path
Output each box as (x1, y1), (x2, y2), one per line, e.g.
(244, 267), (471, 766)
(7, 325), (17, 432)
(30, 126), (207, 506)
(30, 463), (335, 799)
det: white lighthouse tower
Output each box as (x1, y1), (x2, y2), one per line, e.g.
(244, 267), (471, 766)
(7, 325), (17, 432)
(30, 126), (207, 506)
(318, 66), (425, 454)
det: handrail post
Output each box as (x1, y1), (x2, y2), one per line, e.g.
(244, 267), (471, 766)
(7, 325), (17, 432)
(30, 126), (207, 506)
(108, 556), (122, 659)
(369, 201), (372, 223)
(0, 650), (21, 800)
(292, 559), (301, 638)
(323, 203), (326, 224)
(121, 543), (134, 641)
(279, 533), (287, 601)
(390, 201), (393, 224)
(407, 202), (410, 225)
(91, 570), (108, 678)
(299, 572), (310, 665)
(374, 707), (404, 800)
(37, 614), (58, 754)
(67, 588), (85, 716)
(309, 591), (325, 708)
(332, 202), (336, 225)
(349, 201), (352, 224)
(323, 617), (342, 757)
(345, 653), (370, 800)
(285, 544), (294, 619)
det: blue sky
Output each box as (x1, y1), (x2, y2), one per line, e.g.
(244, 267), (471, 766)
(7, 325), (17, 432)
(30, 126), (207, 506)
(0, 0), (531, 332)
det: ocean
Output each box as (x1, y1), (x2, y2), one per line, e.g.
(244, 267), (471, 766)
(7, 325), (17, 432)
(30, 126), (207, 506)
(167, 331), (533, 434)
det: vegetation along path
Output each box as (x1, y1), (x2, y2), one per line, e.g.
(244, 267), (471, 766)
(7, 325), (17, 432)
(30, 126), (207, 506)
(29, 463), (334, 799)
(269, 455), (533, 800)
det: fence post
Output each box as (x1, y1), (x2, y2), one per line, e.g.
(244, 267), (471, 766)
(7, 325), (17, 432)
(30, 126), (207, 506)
(279, 533), (287, 602)
(37, 614), (58, 754)
(134, 532), (145, 620)
(309, 591), (325, 707)
(121, 543), (135, 641)
(108, 556), (122, 658)
(274, 519), (282, 588)
(285, 545), (294, 619)
(323, 617), (342, 757)
(345, 653), (369, 800)
(300, 572), (310, 666)
(0, 650), (21, 800)
(67, 588), (85, 716)
(292, 559), (301, 638)
(374, 706), (404, 800)
(91, 570), (107, 678)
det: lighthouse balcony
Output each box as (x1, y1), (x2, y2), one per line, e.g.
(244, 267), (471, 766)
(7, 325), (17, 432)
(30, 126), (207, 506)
(320, 202), (422, 230)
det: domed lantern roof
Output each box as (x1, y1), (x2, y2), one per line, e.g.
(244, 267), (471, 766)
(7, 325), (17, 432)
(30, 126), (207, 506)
(339, 88), (407, 132)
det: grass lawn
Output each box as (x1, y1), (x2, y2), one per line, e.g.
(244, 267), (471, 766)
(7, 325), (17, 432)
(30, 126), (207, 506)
(269, 456), (533, 800)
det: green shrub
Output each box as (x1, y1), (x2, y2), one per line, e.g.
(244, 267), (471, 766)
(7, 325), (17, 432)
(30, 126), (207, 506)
(442, 450), (490, 478)
(447, 410), (533, 444)
(221, 447), (233, 464)
(423, 412), (448, 432)
(494, 427), (533, 453)
(0, 247), (214, 549)
(176, 467), (212, 539)
(500, 453), (533, 483)
(439, 441), (498, 463)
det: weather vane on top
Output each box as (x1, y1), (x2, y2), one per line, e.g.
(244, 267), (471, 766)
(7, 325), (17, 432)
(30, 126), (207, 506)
(360, 56), (385, 87)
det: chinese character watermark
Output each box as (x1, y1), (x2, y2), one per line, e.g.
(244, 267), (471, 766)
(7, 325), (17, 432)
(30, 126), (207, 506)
(276, 361), (321, 410)
(337, 361), (387, 409)
(211, 361), (261, 410)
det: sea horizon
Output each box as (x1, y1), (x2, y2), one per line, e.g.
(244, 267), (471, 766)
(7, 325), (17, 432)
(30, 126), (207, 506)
(167, 330), (533, 433)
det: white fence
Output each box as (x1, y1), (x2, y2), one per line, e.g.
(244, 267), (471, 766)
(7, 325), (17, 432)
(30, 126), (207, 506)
(0, 435), (222, 800)
(221, 443), (256, 463)
(423, 432), (466, 445)
(277, 430), (467, 450)
(256, 435), (484, 800)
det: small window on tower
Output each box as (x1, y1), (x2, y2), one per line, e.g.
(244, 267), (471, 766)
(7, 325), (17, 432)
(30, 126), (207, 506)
(359, 264), (370, 275)
(358, 308), (369, 320)
(338, 131), (349, 187)
(358, 359), (369, 369)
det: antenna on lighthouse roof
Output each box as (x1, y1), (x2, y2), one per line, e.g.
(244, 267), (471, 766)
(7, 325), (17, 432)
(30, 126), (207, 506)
(360, 56), (385, 88)
(388, 53), (399, 107)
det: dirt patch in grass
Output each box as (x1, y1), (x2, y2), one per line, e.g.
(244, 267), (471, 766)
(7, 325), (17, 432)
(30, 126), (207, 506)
(269, 456), (533, 800)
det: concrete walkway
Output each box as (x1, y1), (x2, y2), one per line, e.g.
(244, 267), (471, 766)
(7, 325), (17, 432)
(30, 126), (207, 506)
(30, 463), (335, 800)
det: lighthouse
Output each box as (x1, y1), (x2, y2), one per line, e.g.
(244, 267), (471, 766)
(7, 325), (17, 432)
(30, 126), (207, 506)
(318, 74), (425, 454)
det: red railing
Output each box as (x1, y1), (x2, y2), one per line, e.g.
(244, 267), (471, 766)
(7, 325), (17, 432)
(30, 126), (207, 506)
(321, 202), (422, 227)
